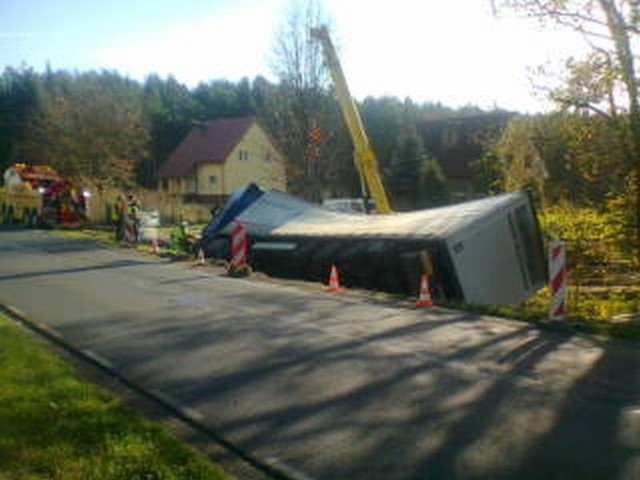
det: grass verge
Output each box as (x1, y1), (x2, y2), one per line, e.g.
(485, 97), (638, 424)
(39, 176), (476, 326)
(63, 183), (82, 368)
(54, 226), (197, 259)
(444, 285), (640, 341)
(0, 314), (229, 480)
(51, 227), (119, 248)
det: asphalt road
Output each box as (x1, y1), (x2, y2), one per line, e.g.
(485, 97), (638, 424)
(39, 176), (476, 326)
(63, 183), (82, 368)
(1, 228), (639, 480)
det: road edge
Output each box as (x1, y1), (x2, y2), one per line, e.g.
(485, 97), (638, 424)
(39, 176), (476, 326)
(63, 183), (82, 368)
(0, 302), (310, 480)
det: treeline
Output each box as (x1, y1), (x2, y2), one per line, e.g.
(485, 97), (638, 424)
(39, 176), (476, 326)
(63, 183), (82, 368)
(484, 114), (637, 207)
(3, 66), (633, 219)
(0, 66), (493, 206)
(0, 67), (259, 190)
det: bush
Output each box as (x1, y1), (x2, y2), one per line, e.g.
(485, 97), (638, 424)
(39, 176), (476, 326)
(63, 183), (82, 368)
(539, 203), (634, 280)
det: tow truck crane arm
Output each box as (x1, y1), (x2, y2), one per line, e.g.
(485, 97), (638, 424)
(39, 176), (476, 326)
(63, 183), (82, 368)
(310, 26), (393, 214)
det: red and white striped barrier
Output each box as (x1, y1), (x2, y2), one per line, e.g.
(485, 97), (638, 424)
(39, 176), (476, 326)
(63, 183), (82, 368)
(230, 222), (248, 268)
(549, 240), (568, 319)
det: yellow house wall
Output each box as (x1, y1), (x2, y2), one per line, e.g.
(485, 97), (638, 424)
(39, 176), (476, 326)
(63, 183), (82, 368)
(162, 176), (195, 195)
(163, 178), (184, 194)
(195, 163), (225, 195)
(223, 123), (286, 193)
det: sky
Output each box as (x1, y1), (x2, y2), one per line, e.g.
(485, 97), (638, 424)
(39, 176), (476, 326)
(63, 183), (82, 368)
(0, 0), (588, 112)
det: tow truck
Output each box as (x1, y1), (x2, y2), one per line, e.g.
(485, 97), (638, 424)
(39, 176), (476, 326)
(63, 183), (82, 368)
(0, 163), (88, 227)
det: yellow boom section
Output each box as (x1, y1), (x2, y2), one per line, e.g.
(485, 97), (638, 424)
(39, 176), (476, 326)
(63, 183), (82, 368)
(310, 26), (393, 214)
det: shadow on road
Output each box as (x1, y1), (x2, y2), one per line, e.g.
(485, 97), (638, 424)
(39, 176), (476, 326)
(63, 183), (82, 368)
(0, 227), (104, 252)
(0, 259), (165, 282)
(507, 341), (640, 480)
(42, 279), (640, 480)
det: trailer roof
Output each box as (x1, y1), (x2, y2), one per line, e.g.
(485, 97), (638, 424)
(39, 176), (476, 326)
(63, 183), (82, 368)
(220, 189), (527, 240)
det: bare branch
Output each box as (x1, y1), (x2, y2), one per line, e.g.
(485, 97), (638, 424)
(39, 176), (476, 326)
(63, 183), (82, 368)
(552, 93), (614, 116)
(519, 0), (610, 27)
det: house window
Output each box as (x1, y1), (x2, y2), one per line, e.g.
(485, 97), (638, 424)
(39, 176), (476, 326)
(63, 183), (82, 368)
(209, 175), (217, 188)
(239, 150), (250, 161)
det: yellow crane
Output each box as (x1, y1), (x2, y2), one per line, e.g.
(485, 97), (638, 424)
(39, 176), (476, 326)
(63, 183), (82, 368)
(310, 25), (393, 214)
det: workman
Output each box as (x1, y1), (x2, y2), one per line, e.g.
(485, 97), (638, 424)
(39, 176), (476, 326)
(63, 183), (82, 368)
(114, 194), (126, 241)
(127, 194), (141, 242)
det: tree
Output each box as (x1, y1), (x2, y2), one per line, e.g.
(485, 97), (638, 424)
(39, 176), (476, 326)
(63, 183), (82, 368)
(16, 69), (149, 188)
(360, 96), (416, 173)
(489, 113), (632, 212)
(142, 75), (196, 187)
(0, 67), (43, 173)
(388, 125), (451, 210)
(491, 115), (549, 198)
(389, 127), (430, 209)
(470, 151), (504, 195)
(268, 0), (337, 200)
(418, 156), (450, 208)
(497, 0), (640, 258)
(271, 0), (328, 95)
(192, 79), (255, 120)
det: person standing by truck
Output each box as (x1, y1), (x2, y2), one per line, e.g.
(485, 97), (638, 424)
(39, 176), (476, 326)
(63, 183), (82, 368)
(113, 194), (126, 241)
(127, 193), (141, 242)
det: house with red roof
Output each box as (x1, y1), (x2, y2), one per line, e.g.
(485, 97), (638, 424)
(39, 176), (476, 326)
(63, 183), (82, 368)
(157, 116), (286, 205)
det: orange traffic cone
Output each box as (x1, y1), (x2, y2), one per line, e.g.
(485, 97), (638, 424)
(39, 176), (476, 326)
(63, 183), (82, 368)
(327, 264), (343, 293)
(416, 274), (434, 308)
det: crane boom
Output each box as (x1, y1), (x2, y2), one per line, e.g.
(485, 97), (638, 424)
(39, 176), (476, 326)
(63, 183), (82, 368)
(310, 26), (393, 214)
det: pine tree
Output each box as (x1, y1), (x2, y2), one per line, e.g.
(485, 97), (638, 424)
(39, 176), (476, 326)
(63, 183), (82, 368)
(418, 156), (450, 208)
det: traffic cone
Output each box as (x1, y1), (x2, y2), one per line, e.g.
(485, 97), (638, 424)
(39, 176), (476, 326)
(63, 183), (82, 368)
(196, 247), (206, 266)
(416, 274), (434, 308)
(327, 264), (343, 293)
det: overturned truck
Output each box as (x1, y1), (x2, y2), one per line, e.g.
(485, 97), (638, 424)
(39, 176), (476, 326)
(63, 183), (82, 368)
(202, 184), (547, 307)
